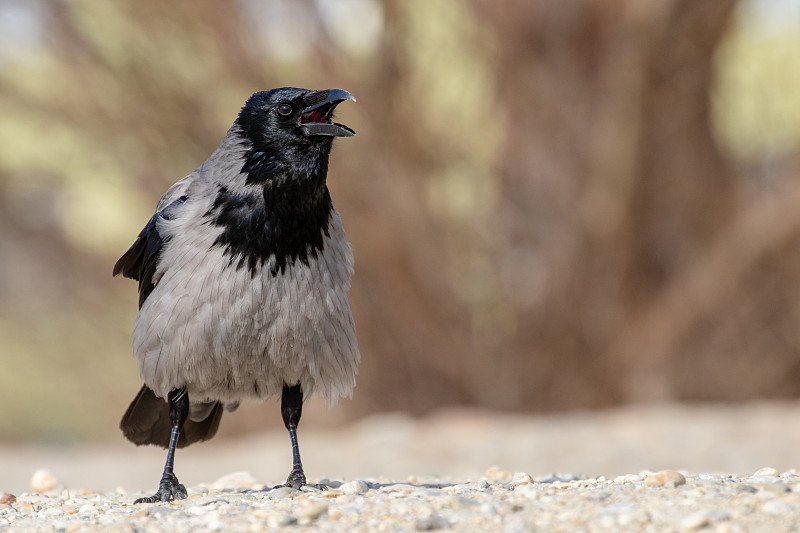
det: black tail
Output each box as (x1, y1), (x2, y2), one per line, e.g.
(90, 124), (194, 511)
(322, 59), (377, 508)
(120, 385), (223, 448)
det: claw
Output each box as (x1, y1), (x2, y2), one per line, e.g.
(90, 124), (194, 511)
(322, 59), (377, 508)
(133, 472), (187, 504)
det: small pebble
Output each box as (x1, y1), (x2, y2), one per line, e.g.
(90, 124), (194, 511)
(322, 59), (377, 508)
(0, 494), (15, 505)
(644, 470), (686, 488)
(511, 472), (533, 485)
(30, 469), (59, 493)
(754, 467), (779, 477)
(267, 486), (294, 499)
(340, 480), (370, 495)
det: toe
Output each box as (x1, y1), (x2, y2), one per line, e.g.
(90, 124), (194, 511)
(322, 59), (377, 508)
(174, 484), (188, 500)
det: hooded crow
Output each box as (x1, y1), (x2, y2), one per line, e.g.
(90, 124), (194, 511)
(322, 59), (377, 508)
(113, 87), (360, 503)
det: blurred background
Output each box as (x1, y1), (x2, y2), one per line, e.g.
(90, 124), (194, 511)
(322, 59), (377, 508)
(1, 0), (800, 444)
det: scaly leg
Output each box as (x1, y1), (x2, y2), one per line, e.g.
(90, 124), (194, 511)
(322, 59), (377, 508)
(134, 388), (189, 503)
(281, 383), (307, 488)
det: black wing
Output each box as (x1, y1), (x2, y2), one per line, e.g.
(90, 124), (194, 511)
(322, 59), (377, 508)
(113, 195), (188, 309)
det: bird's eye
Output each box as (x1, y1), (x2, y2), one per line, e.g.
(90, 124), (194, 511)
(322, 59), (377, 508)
(277, 103), (293, 117)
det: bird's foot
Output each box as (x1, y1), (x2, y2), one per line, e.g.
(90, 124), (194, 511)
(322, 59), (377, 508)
(285, 467), (306, 489)
(133, 472), (187, 504)
(270, 468), (326, 491)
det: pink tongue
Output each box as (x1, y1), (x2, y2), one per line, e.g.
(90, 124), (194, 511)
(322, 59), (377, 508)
(303, 109), (328, 124)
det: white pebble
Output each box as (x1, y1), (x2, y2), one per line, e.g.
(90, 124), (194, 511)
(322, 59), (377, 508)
(340, 480), (370, 495)
(754, 467), (779, 477)
(644, 470), (686, 488)
(511, 472), (533, 485)
(30, 469), (59, 493)
(268, 486), (294, 499)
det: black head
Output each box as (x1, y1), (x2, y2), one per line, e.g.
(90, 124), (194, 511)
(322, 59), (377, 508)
(236, 87), (355, 152)
(235, 87), (355, 185)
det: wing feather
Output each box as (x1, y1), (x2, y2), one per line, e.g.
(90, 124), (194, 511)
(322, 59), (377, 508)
(113, 193), (190, 308)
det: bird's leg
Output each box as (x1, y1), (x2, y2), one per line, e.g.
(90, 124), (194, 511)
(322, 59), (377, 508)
(281, 383), (307, 489)
(134, 388), (189, 504)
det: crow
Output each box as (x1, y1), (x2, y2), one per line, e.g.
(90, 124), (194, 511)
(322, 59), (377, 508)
(113, 87), (360, 503)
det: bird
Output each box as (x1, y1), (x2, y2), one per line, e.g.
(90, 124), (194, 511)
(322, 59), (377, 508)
(113, 87), (360, 503)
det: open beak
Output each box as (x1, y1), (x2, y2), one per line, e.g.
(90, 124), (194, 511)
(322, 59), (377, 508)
(299, 89), (356, 138)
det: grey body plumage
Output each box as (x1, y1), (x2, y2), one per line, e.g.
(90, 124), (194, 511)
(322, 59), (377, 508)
(114, 88), (359, 502)
(132, 129), (358, 405)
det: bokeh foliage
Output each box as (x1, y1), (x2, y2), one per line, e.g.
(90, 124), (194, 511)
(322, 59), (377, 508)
(0, 0), (799, 441)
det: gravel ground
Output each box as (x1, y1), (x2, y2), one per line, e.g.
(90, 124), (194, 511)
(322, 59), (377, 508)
(3, 401), (800, 532)
(4, 468), (800, 532)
